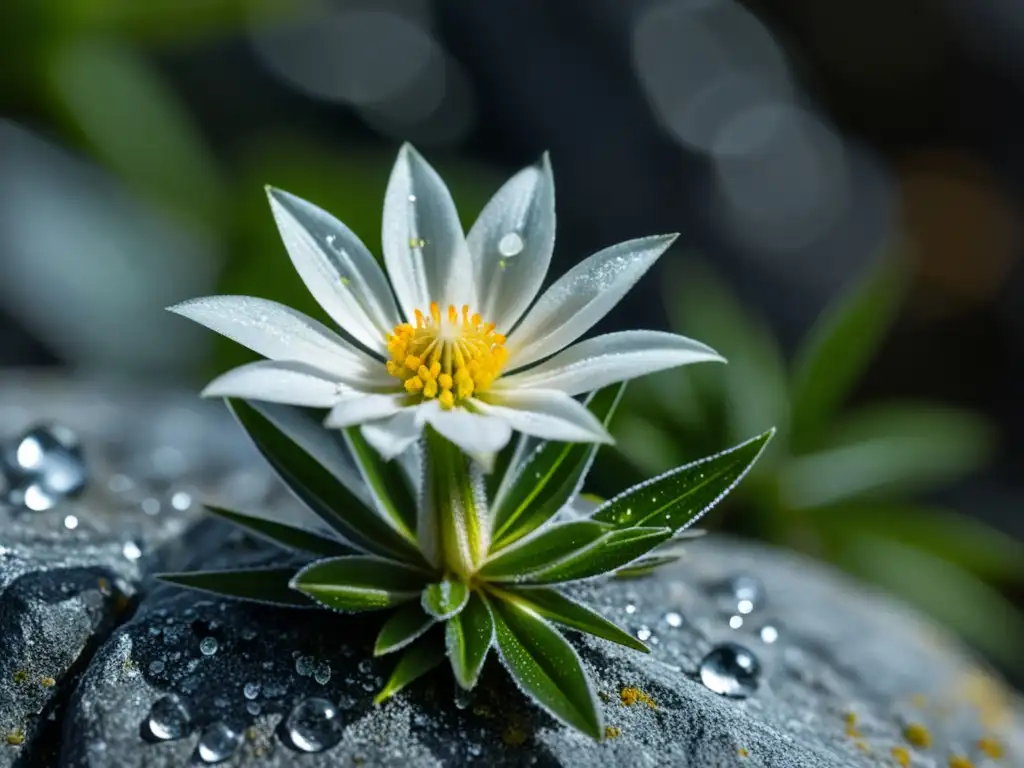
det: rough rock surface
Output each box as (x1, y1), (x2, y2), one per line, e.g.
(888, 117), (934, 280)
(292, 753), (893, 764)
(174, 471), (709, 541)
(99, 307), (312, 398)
(2, 375), (1022, 767)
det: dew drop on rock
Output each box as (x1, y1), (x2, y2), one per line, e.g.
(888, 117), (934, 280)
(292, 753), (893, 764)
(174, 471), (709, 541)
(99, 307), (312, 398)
(199, 637), (219, 656)
(2, 424), (87, 510)
(123, 541), (142, 561)
(296, 655), (315, 676)
(63, 514), (78, 530)
(149, 660), (165, 674)
(498, 232), (525, 257)
(636, 625), (653, 642)
(196, 721), (242, 764)
(699, 643), (761, 698)
(246, 701), (261, 716)
(145, 694), (191, 741)
(729, 615), (744, 629)
(664, 612), (683, 628)
(285, 697), (343, 753)
(243, 682), (260, 700)
(713, 574), (765, 615)
(313, 661), (332, 685)
(759, 624), (780, 644)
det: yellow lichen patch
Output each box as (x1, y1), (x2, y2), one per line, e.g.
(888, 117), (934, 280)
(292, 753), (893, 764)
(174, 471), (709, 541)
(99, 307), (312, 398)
(40, 677), (55, 688)
(891, 746), (911, 767)
(386, 303), (507, 408)
(903, 723), (932, 749)
(977, 736), (1003, 759)
(947, 757), (973, 768)
(854, 740), (871, 753)
(12, 670), (28, 685)
(843, 712), (862, 738)
(738, 748), (749, 758)
(604, 726), (621, 740)
(619, 687), (656, 709)
(5, 729), (24, 747)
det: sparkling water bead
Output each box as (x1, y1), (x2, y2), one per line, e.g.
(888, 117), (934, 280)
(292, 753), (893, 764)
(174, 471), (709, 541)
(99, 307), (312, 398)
(196, 721), (242, 764)
(713, 574), (765, 615)
(285, 697), (343, 753)
(699, 643), (761, 698)
(3, 424), (87, 510)
(145, 694), (191, 741)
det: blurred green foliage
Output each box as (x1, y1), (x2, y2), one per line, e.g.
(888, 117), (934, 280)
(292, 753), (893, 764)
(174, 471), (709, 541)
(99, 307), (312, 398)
(602, 252), (1024, 666)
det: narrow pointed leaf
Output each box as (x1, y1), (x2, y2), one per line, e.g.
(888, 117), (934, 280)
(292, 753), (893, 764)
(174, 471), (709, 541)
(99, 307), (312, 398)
(485, 594), (603, 740)
(421, 578), (470, 620)
(519, 527), (671, 584)
(157, 568), (312, 608)
(496, 586), (648, 653)
(291, 556), (430, 612)
(480, 521), (612, 580)
(593, 430), (774, 532)
(375, 603), (435, 656)
(228, 399), (422, 562)
(446, 591), (494, 689)
(613, 555), (680, 580)
(790, 254), (907, 450)
(374, 634), (445, 704)
(343, 427), (418, 541)
(204, 505), (353, 556)
(491, 385), (625, 550)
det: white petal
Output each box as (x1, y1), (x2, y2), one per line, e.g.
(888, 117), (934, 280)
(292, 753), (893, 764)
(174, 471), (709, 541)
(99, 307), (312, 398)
(467, 154), (555, 332)
(361, 409), (424, 461)
(201, 360), (347, 407)
(267, 187), (401, 354)
(168, 295), (380, 381)
(325, 394), (410, 429)
(505, 234), (678, 370)
(423, 406), (513, 455)
(497, 330), (724, 396)
(382, 144), (476, 319)
(471, 389), (612, 444)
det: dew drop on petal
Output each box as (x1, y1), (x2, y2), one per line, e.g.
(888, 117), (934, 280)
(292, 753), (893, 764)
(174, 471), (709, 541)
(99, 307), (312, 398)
(285, 697), (343, 753)
(699, 643), (761, 698)
(145, 694), (191, 741)
(196, 721), (242, 764)
(497, 232), (525, 257)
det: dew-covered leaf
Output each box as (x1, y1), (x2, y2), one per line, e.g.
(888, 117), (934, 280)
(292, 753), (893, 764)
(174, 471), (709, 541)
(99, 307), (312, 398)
(374, 633), (445, 704)
(490, 385), (624, 550)
(592, 430), (774, 532)
(291, 556), (429, 612)
(343, 427), (418, 542)
(375, 603), (435, 656)
(228, 399), (422, 562)
(498, 586), (648, 653)
(204, 505), (353, 556)
(486, 594), (602, 739)
(517, 527), (671, 584)
(479, 521), (611, 580)
(445, 591), (494, 689)
(157, 568), (312, 608)
(421, 577), (470, 620)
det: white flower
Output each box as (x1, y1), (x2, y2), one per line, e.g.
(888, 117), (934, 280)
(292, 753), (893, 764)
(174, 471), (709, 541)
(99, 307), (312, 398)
(169, 144), (723, 461)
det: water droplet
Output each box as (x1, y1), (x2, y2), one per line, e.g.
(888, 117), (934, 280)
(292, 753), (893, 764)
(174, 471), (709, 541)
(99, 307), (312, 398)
(170, 491), (192, 511)
(123, 541), (142, 561)
(141, 497), (161, 516)
(149, 660), (165, 674)
(285, 697), (343, 753)
(243, 682), (260, 700)
(407, 194), (417, 202)
(326, 234), (336, 245)
(199, 637), (219, 656)
(196, 721), (242, 764)
(713, 574), (765, 615)
(145, 694), (191, 741)
(699, 643), (761, 698)
(2, 424), (87, 510)
(454, 689), (474, 710)
(636, 626), (653, 642)
(246, 701), (261, 716)
(498, 232), (525, 257)
(296, 655), (315, 676)
(625, 604), (637, 615)
(664, 612), (683, 628)
(356, 659), (372, 675)
(313, 661), (332, 685)
(729, 615), (744, 629)
(759, 624), (780, 644)
(63, 514), (78, 530)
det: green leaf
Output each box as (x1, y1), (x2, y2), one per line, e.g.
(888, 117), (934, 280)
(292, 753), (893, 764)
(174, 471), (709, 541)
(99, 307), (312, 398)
(228, 400), (421, 563)
(518, 527), (672, 584)
(375, 603), (435, 656)
(613, 555), (680, 580)
(420, 428), (490, 576)
(343, 427), (418, 542)
(445, 592), (494, 689)
(781, 404), (992, 508)
(485, 594), (603, 740)
(593, 430), (774, 531)
(480, 521), (611, 580)
(790, 253), (908, 450)
(204, 505), (353, 556)
(495, 586), (648, 653)
(374, 634), (446, 705)
(839, 534), (1024, 670)
(156, 568), (311, 608)
(291, 556), (430, 612)
(491, 385), (625, 550)
(421, 578), (470, 620)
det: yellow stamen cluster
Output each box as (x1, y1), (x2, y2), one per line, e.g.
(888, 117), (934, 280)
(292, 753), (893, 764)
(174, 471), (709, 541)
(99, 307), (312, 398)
(386, 302), (507, 409)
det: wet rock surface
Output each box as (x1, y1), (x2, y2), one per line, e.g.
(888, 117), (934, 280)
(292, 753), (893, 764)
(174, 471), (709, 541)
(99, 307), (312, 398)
(1, 375), (1022, 767)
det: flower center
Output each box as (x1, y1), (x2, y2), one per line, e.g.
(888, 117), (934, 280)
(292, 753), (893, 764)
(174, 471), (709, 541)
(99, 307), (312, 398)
(386, 303), (507, 409)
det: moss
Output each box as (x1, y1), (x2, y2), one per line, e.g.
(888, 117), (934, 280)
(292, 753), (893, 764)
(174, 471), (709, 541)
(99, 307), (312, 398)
(5, 729), (25, 746)
(619, 687), (656, 709)
(902, 722), (932, 749)
(890, 746), (910, 767)
(977, 736), (1003, 759)
(603, 726), (621, 740)
(12, 670), (28, 684)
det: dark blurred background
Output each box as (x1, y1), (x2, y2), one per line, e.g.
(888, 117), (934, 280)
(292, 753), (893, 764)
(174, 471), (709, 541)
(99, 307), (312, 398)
(1, 0), (1022, 680)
